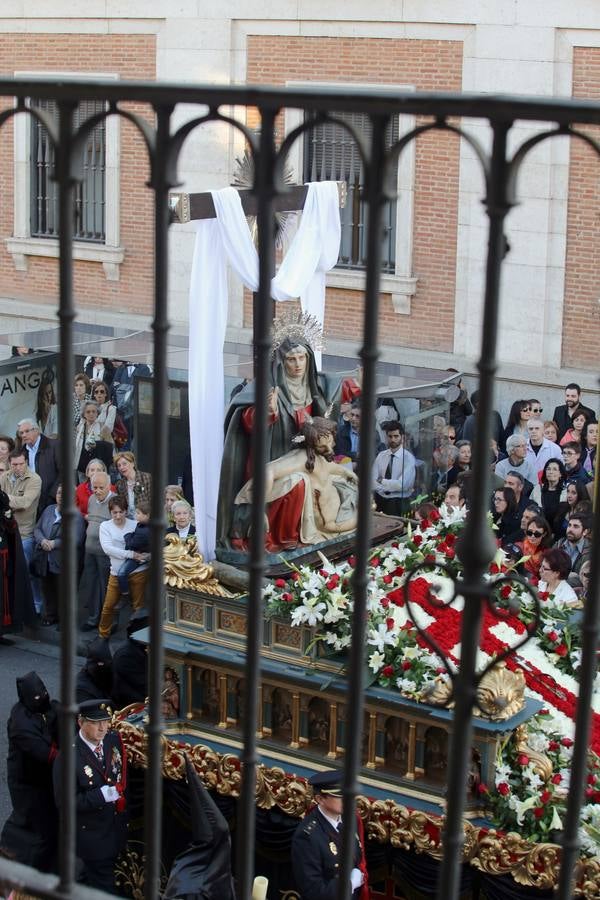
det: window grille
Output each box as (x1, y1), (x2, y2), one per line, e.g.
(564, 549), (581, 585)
(303, 110), (399, 272)
(30, 98), (106, 242)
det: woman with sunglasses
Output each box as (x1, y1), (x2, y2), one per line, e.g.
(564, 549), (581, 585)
(531, 458), (567, 537)
(538, 548), (580, 608)
(516, 514), (553, 580)
(500, 400), (531, 452)
(90, 381), (117, 434)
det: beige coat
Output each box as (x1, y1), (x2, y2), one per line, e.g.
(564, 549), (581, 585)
(0, 468), (42, 538)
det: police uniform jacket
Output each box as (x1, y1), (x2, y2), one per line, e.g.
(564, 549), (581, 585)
(291, 807), (362, 900)
(54, 730), (128, 861)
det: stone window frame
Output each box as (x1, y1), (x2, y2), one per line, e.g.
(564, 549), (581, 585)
(6, 70), (124, 282)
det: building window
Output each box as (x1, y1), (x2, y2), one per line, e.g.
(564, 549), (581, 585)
(303, 111), (399, 273)
(284, 84), (417, 313)
(7, 71), (123, 281)
(30, 99), (106, 242)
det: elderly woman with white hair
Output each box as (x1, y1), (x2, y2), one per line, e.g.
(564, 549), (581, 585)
(494, 432), (539, 490)
(166, 500), (196, 540)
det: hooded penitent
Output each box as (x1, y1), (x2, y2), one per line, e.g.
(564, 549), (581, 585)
(16, 671), (51, 715)
(163, 755), (235, 900)
(85, 637), (113, 692)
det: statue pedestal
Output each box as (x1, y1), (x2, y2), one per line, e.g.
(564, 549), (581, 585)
(215, 510), (406, 577)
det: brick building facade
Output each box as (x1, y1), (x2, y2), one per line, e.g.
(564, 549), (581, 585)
(0, 4), (598, 409)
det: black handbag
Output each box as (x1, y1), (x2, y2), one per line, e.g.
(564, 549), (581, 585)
(29, 544), (48, 578)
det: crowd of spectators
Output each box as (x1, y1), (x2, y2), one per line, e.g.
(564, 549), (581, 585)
(0, 354), (195, 638)
(336, 376), (596, 606)
(1, 354), (596, 637)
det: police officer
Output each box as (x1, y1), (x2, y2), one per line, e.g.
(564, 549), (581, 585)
(291, 771), (368, 900)
(53, 698), (128, 893)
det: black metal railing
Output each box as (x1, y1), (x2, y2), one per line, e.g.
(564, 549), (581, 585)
(0, 76), (598, 900)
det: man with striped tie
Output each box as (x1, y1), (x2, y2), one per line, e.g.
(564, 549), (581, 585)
(372, 420), (417, 516)
(53, 698), (127, 893)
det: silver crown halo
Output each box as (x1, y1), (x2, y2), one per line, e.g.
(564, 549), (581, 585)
(271, 309), (325, 358)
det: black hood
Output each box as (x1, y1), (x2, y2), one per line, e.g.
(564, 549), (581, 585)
(163, 756), (235, 900)
(16, 671), (50, 714)
(86, 637), (113, 690)
(87, 637), (112, 664)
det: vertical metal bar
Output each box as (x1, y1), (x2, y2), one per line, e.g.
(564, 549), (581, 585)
(436, 121), (512, 900)
(338, 113), (387, 900)
(99, 114), (106, 239)
(557, 458), (600, 897)
(144, 103), (172, 899)
(236, 108), (277, 900)
(55, 97), (78, 897)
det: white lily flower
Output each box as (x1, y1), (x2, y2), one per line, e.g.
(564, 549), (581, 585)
(291, 601), (326, 627)
(508, 794), (537, 825)
(495, 763), (513, 785)
(367, 623), (397, 653)
(550, 806), (563, 831)
(323, 603), (346, 625)
(368, 650), (386, 672)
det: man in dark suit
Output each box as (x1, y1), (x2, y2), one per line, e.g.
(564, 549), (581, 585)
(292, 771), (368, 900)
(110, 359), (152, 446)
(552, 382), (596, 441)
(53, 698), (128, 893)
(335, 404), (361, 466)
(16, 419), (60, 514)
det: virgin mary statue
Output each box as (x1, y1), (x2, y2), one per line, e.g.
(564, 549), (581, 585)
(216, 314), (338, 553)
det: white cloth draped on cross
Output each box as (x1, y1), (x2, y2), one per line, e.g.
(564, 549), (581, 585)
(188, 181), (341, 560)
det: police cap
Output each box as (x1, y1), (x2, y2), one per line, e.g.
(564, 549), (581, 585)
(309, 770), (343, 797)
(78, 699), (113, 721)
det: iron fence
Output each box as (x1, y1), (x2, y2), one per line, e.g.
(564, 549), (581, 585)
(0, 76), (598, 900)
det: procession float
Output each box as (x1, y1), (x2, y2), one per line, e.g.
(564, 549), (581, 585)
(116, 319), (600, 898)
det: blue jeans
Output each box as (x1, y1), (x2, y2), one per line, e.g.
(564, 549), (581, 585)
(117, 558), (141, 594)
(21, 536), (44, 614)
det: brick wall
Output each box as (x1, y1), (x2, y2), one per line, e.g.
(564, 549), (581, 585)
(0, 34), (156, 316)
(562, 47), (600, 369)
(246, 36), (463, 352)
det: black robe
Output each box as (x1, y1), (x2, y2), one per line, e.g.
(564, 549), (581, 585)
(0, 672), (58, 870)
(0, 496), (34, 634)
(164, 756), (235, 900)
(111, 638), (148, 709)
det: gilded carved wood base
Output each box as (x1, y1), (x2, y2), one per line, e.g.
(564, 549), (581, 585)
(114, 713), (600, 896)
